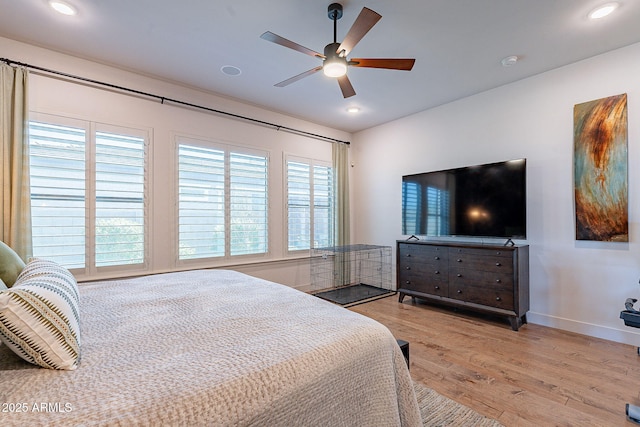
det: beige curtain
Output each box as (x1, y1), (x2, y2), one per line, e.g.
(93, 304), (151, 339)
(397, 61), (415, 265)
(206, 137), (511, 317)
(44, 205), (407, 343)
(1, 63), (32, 260)
(332, 142), (350, 286)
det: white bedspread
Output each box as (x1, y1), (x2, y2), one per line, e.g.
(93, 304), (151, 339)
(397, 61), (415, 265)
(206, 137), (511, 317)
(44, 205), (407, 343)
(0, 269), (421, 426)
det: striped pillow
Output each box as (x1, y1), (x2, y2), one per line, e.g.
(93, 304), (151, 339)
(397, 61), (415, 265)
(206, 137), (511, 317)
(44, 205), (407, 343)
(0, 258), (81, 370)
(0, 279), (4, 346)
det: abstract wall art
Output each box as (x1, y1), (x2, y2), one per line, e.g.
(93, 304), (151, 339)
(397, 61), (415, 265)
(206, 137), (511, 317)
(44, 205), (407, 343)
(574, 93), (628, 242)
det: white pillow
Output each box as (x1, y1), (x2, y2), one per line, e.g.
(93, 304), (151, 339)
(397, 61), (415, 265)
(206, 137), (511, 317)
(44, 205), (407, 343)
(0, 258), (81, 370)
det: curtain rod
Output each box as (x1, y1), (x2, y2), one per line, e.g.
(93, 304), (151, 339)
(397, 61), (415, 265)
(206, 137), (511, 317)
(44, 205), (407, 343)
(0, 57), (350, 145)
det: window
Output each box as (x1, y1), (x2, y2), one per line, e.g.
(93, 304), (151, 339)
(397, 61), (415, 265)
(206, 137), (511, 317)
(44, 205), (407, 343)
(312, 164), (333, 248)
(178, 144), (225, 259)
(30, 120), (86, 269)
(94, 131), (145, 267)
(178, 139), (268, 260)
(29, 115), (148, 272)
(286, 158), (334, 251)
(229, 152), (268, 255)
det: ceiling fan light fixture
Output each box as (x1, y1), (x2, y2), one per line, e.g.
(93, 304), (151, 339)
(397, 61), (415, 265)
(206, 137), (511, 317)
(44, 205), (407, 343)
(323, 59), (347, 77)
(323, 42), (347, 77)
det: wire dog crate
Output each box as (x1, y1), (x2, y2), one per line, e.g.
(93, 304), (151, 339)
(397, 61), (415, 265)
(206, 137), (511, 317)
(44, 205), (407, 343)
(311, 244), (393, 306)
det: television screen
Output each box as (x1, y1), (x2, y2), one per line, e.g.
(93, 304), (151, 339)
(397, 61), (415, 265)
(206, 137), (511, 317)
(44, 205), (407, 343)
(402, 159), (526, 238)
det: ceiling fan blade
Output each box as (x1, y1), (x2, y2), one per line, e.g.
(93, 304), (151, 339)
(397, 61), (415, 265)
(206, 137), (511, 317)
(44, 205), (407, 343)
(260, 31), (324, 58)
(274, 66), (323, 87)
(337, 75), (356, 98)
(338, 7), (382, 56)
(350, 58), (415, 71)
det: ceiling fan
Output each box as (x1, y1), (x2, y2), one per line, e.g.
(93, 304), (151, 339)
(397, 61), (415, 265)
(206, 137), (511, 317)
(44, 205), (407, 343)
(260, 3), (415, 98)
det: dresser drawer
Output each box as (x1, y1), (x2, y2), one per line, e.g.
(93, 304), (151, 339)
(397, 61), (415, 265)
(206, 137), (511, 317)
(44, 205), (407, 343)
(401, 257), (447, 274)
(399, 270), (448, 297)
(450, 254), (513, 274)
(449, 268), (514, 288)
(449, 282), (515, 310)
(399, 243), (448, 262)
(400, 264), (447, 280)
(449, 247), (513, 259)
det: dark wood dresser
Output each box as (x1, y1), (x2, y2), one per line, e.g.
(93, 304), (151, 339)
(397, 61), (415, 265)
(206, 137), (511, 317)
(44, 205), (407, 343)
(397, 240), (529, 330)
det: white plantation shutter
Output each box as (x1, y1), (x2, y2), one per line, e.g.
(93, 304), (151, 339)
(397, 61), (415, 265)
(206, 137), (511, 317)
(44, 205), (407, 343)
(313, 164), (333, 248)
(229, 152), (268, 256)
(286, 157), (333, 252)
(178, 140), (268, 260)
(29, 121), (86, 268)
(28, 115), (148, 272)
(287, 161), (310, 251)
(95, 131), (146, 267)
(178, 144), (225, 259)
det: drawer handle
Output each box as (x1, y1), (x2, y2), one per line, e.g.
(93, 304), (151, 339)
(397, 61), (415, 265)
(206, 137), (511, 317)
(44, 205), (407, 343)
(495, 262), (501, 266)
(457, 289), (462, 294)
(406, 254), (411, 257)
(495, 279), (501, 283)
(435, 270), (440, 274)
(434, 256), (440, 260)
(496, 296), (501, 301)
(457, 259), (462, 262)
(406, 266), (411, 270)
(405, 280), (411, 285)
(457, 273), (462, 277)
(434, 285), (440, 290)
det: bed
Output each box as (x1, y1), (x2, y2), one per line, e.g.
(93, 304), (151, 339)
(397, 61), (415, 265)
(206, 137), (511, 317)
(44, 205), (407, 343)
(0, 265), (421, 426)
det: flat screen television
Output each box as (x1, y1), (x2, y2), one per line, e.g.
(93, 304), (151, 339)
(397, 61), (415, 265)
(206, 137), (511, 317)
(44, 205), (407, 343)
(402, 159), (526, 239)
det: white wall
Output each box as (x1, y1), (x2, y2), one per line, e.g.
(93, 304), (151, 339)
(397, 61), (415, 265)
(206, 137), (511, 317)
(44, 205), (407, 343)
(0, 36), (350, 290)
(351, 41), (640, 346)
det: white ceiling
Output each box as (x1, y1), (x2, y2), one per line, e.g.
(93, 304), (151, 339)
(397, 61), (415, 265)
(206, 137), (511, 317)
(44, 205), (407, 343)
(1, 0), (640, 133)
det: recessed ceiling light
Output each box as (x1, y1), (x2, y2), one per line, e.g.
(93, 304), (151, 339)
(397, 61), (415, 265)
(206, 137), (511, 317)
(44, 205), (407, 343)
(346, 107), (360, 113)
(588, 2), (619, 19)
(501, 55), (519, 67)
(49, 0), (77, 16)
(221, 65), (242, 76)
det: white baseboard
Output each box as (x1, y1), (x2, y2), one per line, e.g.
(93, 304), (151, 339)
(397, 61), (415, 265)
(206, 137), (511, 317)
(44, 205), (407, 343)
(527, 311), (640, 348)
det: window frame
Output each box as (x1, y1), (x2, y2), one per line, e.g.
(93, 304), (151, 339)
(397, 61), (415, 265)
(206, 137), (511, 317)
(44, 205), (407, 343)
(28, 112), (151, 279)
(175, 134), (270, 266)
(284, 154), (334, 255)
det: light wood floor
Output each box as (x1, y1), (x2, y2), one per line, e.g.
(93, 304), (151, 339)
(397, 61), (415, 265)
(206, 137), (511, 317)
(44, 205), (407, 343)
(349, 294), (640, 426)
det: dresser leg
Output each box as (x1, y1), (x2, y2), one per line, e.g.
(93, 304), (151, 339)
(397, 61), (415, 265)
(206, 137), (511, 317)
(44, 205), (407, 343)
(509, 316), (522, 331)
(398, 293), (405, 303)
